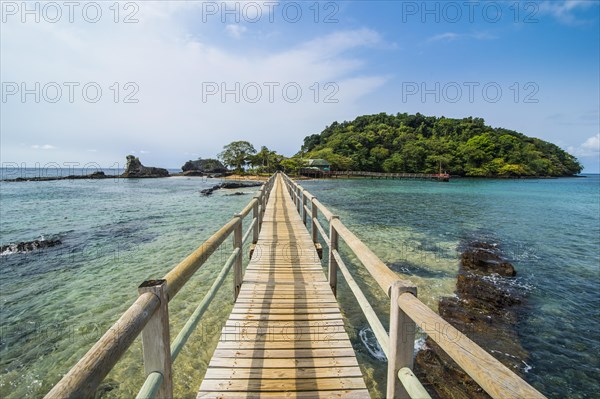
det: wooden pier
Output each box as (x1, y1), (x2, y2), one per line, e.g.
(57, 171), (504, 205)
(197, 174), (368, 398)
(44, 172), (546, 399)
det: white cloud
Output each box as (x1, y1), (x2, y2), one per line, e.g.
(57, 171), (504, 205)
(427, 32), (496, 43)
(31, 144), (57, 150)
(428, 32), (460, 42)
(1, 5), (387, 166)
(568, 134), (600, 157)
(582, 134), (600, 152)
(225, 24), (247, 39)
(538, 0), (597, 25)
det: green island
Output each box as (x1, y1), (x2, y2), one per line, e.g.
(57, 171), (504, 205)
(295, 112), (582, 177)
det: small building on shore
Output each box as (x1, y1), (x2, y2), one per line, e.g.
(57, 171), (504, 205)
(299, 159), (331, 178)
(304, 159), (331, 171)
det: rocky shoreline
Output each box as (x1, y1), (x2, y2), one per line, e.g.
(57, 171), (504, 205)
(414, 241), (531, 399)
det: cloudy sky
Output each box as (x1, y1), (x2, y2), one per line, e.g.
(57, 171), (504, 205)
(1, 0), (599, 171)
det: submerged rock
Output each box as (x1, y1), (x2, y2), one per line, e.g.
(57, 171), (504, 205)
(460, 243), (516, 277)
(414, 241), (530, 399)
(121, 155), (169, 178)
(94, 379), (119, 399)
(1, 238), (62, 255)
(200, 181), (262, 196)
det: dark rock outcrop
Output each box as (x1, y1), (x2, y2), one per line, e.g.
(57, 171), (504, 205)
(200, 181), (262, 196)
(414, 241), (530, 399)
(4, 171), (113, 182)
(182, 170), (206, 177)
(89, 171), (106, 179)
(182, 159), (228, 174)
(121, 155), (169, 178)
(1, 238), (62, 255)
(460, 242), (516, 277)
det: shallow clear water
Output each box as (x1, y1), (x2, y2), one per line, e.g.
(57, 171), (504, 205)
(0, 175), (257, 398)
(0, 174), (598, 398)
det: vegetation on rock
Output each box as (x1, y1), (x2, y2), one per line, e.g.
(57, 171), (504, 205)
(181, 158), (228, 174)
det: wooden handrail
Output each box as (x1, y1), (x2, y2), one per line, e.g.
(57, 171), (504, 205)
(398, 293), (546, 399)
(312, 197), (335, 221)
(44, 292), (160, 399)
(281, 173), (546, 399)
(331, 218), (415, 297)
(163, 216), (239, 301)
(44, 174), (277, 399)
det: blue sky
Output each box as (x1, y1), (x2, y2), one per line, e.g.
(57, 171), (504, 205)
(1, 0), (599, 171)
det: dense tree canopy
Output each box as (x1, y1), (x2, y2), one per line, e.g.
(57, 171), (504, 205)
(301, 113), (582, 177)
(218, 141), (257, 172)
(250, 146), (284, 173)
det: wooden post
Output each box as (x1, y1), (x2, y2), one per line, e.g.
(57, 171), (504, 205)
(138, 279), (173, 399)
(260, 189), (266, 224)
(233, 213), (243, 301)
(293, 184), (297, 204)
(328, 216), (339, 296)
(296, 186), (301, 213)
(387, 282), (417, 399)
(311, 198), (323, 259)
(252, 197), (260, 244)
(302, 191), (308, 226)
(311, 198), (318, 244)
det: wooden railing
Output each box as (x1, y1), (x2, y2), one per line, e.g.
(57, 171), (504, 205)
(282, 173), (545, 399)
(43, 175), (276, 399)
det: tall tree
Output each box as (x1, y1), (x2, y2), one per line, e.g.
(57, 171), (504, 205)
(218, 141), (257, 172)
(251, 146), (284, 173)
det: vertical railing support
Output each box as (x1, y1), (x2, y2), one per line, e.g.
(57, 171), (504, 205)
(252, 197), (260, 244)
(328, 216), (339, 296)
(387, 282), (417, 399)
(302, 191), (308, 226)
(311, 198), (318, 244)
(138, 279), (173, 399)
(233, 213), (243, 301)
(261, 186), (267, 223)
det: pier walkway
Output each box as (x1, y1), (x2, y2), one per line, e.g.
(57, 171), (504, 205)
(197, 174), (368, 398)
(44, 172), (546, 399)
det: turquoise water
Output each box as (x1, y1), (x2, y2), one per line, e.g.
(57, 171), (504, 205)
(0, 175), (258, 398)
(301, 175), (600, 398)
(1, 174), (598, 398)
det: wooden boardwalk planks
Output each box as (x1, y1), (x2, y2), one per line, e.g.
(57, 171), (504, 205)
(197, 174), (368, 398)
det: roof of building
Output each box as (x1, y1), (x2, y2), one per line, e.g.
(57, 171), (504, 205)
(305, 159), (330, 167)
